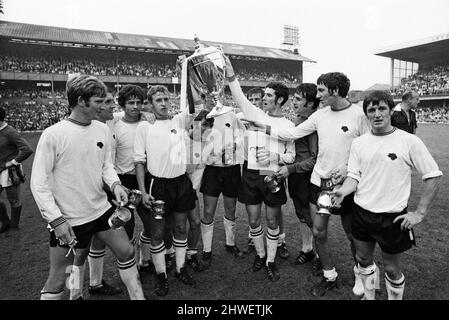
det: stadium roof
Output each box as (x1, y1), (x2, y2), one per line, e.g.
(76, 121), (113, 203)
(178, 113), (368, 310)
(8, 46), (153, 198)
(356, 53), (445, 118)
(0, 20), (315, 63)
(364, 83), (390, 91)
(374, 32), (449, 64)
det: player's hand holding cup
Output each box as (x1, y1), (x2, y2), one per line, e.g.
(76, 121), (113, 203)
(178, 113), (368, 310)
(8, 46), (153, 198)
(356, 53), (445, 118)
(275, 165), (290, 180)
(113, 184), (128, 207)
(141, 192), (155, 210)
(329, 187), (344, 208)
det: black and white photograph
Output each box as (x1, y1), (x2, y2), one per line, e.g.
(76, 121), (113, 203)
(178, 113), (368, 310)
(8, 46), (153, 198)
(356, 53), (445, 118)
(0, 0), (448, 307)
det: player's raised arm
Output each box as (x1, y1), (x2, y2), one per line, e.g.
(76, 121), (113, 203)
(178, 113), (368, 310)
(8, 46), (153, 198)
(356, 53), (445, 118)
(245, 110), (319, 142)
(224, 55), (267, 123)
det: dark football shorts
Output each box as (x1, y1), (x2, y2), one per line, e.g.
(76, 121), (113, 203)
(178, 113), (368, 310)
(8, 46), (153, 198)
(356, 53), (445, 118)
(288, 171), (312, 208)
(49, 206), (115, 249)
(310, 183), (354, 215)
(145, 172), (196, 213)
(238, 162), (287, 207)
(288, 171), (313, 225)
(200, 165), (241, 198)
(118, 173), (139, 190)
(352, 204), (415, 254)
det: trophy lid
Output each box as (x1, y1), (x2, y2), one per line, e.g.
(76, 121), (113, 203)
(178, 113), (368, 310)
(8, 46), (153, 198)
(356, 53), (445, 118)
(194, 34), (204, 50)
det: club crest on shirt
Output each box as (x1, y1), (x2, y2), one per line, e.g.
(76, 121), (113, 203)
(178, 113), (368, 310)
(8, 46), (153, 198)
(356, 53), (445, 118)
(97, 142), (104, 149)
(341, 126), (349, 132)
(387, 153), (397, 160)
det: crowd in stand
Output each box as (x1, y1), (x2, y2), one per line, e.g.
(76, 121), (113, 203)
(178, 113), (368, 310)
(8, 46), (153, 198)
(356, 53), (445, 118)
(0, 89), (66, 100)
(0, 55), (299, 83)
(392, 64), (449, 96)
(0, 89), (305, 132)
(1, 100), (69, 131)
(0, 55), (176, 78)
(416, 106), (449, 124)
(236, 67), (298, 83)
(2, 87), (448, 131)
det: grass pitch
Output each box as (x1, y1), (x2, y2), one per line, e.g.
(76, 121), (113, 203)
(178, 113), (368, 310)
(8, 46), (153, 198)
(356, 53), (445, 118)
(0, 124), (448, 300)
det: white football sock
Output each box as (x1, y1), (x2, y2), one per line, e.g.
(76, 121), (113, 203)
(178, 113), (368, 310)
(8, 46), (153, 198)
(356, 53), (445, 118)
(165, 245), (175, 256)
(323, 268), (338, 281)
(385, 272), (405, 300)
(117, 258), (145, 300)
(186, 247), (198, 259)
(352, 265), (364, 297)
(139, 233), (152, 266)
(359, 263), (379, 300)
(223, 216), (236, 246)
(201, 220), (214, 253)
(151, 242), (166, 275)
(299, 223), (313, 253)
(40, 289), (64, 300)
(266, 227), (279, 264)
(277, 232), (285, 246)
(88, 248), (105, 287)
(250, 225), (265, 258)
(173, 237), (187, 273)
(69, 263), (86, 300)
(130, 236), (139, 267)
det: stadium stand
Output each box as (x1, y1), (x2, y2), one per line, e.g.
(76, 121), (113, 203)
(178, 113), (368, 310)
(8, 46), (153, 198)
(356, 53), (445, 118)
(392, 64), (449, 96)
(374, 32), (449, 124)
(0, 20), (316, 131)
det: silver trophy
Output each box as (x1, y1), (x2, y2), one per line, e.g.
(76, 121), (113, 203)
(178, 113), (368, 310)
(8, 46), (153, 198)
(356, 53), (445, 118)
(127, 189), (142, 210)
(316, 177), (339, 215)
(264, 174), (282, 193)
(151, 200), (166, 220)
(108, 206), (132, 229)
(188, 35), (229, 117)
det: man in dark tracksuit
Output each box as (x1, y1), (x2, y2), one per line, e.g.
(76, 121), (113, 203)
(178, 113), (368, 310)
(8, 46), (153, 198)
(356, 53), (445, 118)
(391, 91), (418, 134)
(0, 106), (33, 232)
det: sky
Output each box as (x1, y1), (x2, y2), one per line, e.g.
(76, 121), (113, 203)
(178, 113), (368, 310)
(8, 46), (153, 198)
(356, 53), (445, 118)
(2, 0), (449, 91)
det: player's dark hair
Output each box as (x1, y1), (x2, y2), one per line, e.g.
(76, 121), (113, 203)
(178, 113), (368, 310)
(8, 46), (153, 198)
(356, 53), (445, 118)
(117, 85), (145, 107)
(362, 90), (395, 115)
(295, 83), (320, 109)
(265, 82), (289, 106)
(317, 72), (351, 98)
(246, 87), (264, 99)
(66, 74), (107, 108)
